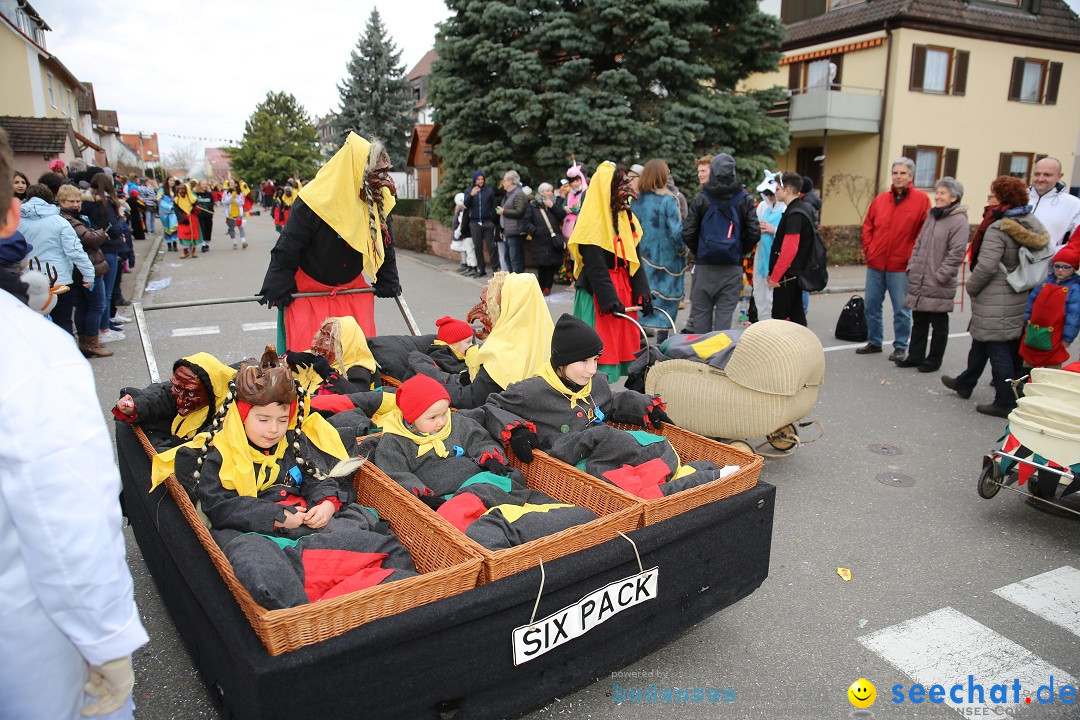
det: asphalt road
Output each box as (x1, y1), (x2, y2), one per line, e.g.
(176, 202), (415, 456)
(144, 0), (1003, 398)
(92, 211), (1078, 720)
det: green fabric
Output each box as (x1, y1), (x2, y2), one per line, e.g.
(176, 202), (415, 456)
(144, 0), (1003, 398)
(460, 472), (514, 492)
(247, 532), (301, 551)
(276, 307), (287, 355)
(1024, 322), (1053, 351)
(359, 504), (379, 521)
(627, 429), (666, 446)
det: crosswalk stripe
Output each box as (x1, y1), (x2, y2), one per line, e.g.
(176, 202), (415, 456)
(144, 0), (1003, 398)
(993, 566), (1080, 639)
(241, 321), (278, 331)
(823, 332), (970, 353)
(858, 606), (1076, 715)
(171, 326), (220, 337)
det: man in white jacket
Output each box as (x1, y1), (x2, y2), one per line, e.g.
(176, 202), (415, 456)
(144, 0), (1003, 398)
(1028, 157), (1080, 250)
(0, 128), (148, 719)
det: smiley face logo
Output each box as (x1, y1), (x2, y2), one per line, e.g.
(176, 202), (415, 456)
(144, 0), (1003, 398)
(848, 678), (876, 708)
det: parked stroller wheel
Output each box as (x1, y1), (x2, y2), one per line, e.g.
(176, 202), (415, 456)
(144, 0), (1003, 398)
(767, 424), (799, 452)
(977, 456), (1001, 499)
(728, 440), (756, 455)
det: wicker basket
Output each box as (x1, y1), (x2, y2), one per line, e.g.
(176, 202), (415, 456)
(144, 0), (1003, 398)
(380, 373), (402, 388)
(134, 427), (482, 656)
(519, 423), (763, 526)
(362, 458), (641, 584)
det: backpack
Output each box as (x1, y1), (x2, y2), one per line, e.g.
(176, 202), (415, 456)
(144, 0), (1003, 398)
(835, 295), (868, 342)
(786, 204), (829, 292)
(1000, 244), (1054, 293)
(697, 190), (748, 264)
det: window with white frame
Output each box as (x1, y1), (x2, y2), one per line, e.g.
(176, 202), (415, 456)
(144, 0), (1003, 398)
(47, 73), (55, 107)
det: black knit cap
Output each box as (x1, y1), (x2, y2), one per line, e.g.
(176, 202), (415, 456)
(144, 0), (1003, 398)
(550, 313), (603, 366)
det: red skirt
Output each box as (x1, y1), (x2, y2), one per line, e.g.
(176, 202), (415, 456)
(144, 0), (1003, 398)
(593, 267), (639, 365)
(284, 268), (375, 351)
(177, 216), (201, 242)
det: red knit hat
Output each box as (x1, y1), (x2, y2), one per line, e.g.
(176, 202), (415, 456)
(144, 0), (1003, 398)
(395, 374), (451, 424)
(436, 316), (474, 344)
(1053, 243), (1080, 270)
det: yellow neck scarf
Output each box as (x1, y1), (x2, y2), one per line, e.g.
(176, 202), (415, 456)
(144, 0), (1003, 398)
(433, 339), (466, 361)
(379, 408), (453, 458)
(568, 161), (642, 278)
(298, 132), (396, 282)
(538, 361), (593, 409)
(474, 273), (554, 388)
(170, 353), (238, 439)
(281, 192), (296, 207)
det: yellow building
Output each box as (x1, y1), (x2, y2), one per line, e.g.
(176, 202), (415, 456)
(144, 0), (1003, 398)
(741, 0), (1080, 227)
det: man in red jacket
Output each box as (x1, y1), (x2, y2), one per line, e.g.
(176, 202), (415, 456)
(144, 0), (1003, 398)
(858, 158), (930, 361)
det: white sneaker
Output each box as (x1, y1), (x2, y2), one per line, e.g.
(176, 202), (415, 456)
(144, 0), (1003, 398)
(111, 312), (132, 323)
(99, 329), (126, 343)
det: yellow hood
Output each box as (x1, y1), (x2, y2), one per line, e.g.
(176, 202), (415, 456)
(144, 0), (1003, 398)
(568, 161), (641, 278)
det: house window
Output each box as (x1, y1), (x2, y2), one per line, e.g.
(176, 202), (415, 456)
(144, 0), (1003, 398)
(910, 46), (969, 95)
(997, 152), (1041, 184)
(1008, 58), (1062, 104)
(902, 145), (959, 188)
(47, 73), (55, 107)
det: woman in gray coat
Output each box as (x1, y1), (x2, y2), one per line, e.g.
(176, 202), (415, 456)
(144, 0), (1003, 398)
(942, 176), (1049, 417)
(898, 177), (968, 372)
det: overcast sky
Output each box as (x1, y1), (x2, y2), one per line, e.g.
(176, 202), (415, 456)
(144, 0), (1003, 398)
(31, 0), (451, 159)
(28, 0), (1080, 162)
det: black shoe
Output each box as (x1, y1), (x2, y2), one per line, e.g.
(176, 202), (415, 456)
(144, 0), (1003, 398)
(116, 298), (131, 307)
(917, 363), (940, 373)
(941, 375), (972, 399)
(856, 344), (882, 355)
(896, 357), (923, 368)
(976, 403), (1012, 419)
(888, 348), (907, 362)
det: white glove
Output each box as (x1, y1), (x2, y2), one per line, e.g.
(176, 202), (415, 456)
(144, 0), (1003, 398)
(81, 657), (135, 716)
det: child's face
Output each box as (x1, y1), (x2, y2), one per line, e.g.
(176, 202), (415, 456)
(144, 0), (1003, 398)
(560, 356), (599, 386)
(1053, 262), (1076, 282)
(451, 336), (474, 356)
(412, 399), (450, 434)
(243, 402), (291, 449)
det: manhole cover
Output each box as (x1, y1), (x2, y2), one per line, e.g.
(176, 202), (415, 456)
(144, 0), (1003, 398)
(876, 472), (915, 487)
(868, 444), (903, 456)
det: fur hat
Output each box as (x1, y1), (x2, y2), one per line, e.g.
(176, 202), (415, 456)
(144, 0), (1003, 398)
(1053, 243), (1080, 270)
(235, 346), (296, 407)
(436, 316), (474, 344)
(395, 374), (450, 424)
(550, 313), (603, 366)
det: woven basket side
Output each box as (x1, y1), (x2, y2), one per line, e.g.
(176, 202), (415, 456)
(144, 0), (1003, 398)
(380, 373), (402, 388)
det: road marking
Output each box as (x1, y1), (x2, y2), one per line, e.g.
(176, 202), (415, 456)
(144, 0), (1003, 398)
(993, 566), (1080, 639)
(171, 326), (220, 337)
(241, 321), (278, 331)
(858, 606), (1076, 715)
(823, 332), (970, 353)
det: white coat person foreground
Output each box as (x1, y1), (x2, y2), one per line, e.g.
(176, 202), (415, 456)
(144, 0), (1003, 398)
(0, 288), (148, 718)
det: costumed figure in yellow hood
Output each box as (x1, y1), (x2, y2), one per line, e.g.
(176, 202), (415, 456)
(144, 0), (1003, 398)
(568, 161), (653, 382)
(408, 271), (553, 409)
(113, 353), (236, 451)
(283, 316), (394, 433)
(258, 132), (401, 352)
(151, 347), (417, 609)
(173, 183), (202, 259)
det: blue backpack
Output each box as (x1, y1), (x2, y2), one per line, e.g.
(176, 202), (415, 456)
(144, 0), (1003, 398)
(697, 190), (747, 264)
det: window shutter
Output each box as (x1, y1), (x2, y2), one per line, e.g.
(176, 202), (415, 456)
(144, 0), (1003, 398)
(943, 149), (959, 179)
(997, 154), (1011, 178)
(832, 54), (844, 86)
(1045, 62), (1062, 104)
(1036, 153), (1048, 163)
(789, 61), (802, 91)
(910, 45), (926, 91)
(902, 145), (917, 163)
(1008, 58), (1024, 101)
(952, 51), (969, 96)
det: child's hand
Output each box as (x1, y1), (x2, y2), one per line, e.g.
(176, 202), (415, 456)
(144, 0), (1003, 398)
(275, 507), (307, 530)
(303, 500), (336, 529)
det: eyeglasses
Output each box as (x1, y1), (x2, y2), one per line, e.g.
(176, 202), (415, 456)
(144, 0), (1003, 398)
(1053, 263), (1074, 270)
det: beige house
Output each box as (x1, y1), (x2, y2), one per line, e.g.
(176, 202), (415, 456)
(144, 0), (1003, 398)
(741, 0), (1080, 227)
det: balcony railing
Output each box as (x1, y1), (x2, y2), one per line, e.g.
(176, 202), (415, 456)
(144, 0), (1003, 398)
(775, 84), (883, 135)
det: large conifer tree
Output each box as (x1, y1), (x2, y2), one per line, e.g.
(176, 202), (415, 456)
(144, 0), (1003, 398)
(230, 91), (320, 184)
(429, 0), (788, 218)
(336, 9), (414, 167)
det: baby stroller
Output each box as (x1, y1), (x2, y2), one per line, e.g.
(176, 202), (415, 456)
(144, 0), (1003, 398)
(977, 366), (1080, 517)
(618, 312), (825, 456)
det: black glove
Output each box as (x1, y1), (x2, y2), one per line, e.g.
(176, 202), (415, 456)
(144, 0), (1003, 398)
(259, 291), (295, 308)
(373, 280), (401, 298)
(639, 297), (654, 316)
(480, 457), (509, 476)
(311, 356), (332, 380)
(322, 372), (360, 395)
(603, 300), (625, 315)
(645, 405), (672, 430)
(508, 426), (538, 463)
(418, 494), (445, 511)
(285, 351), (319, 370)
